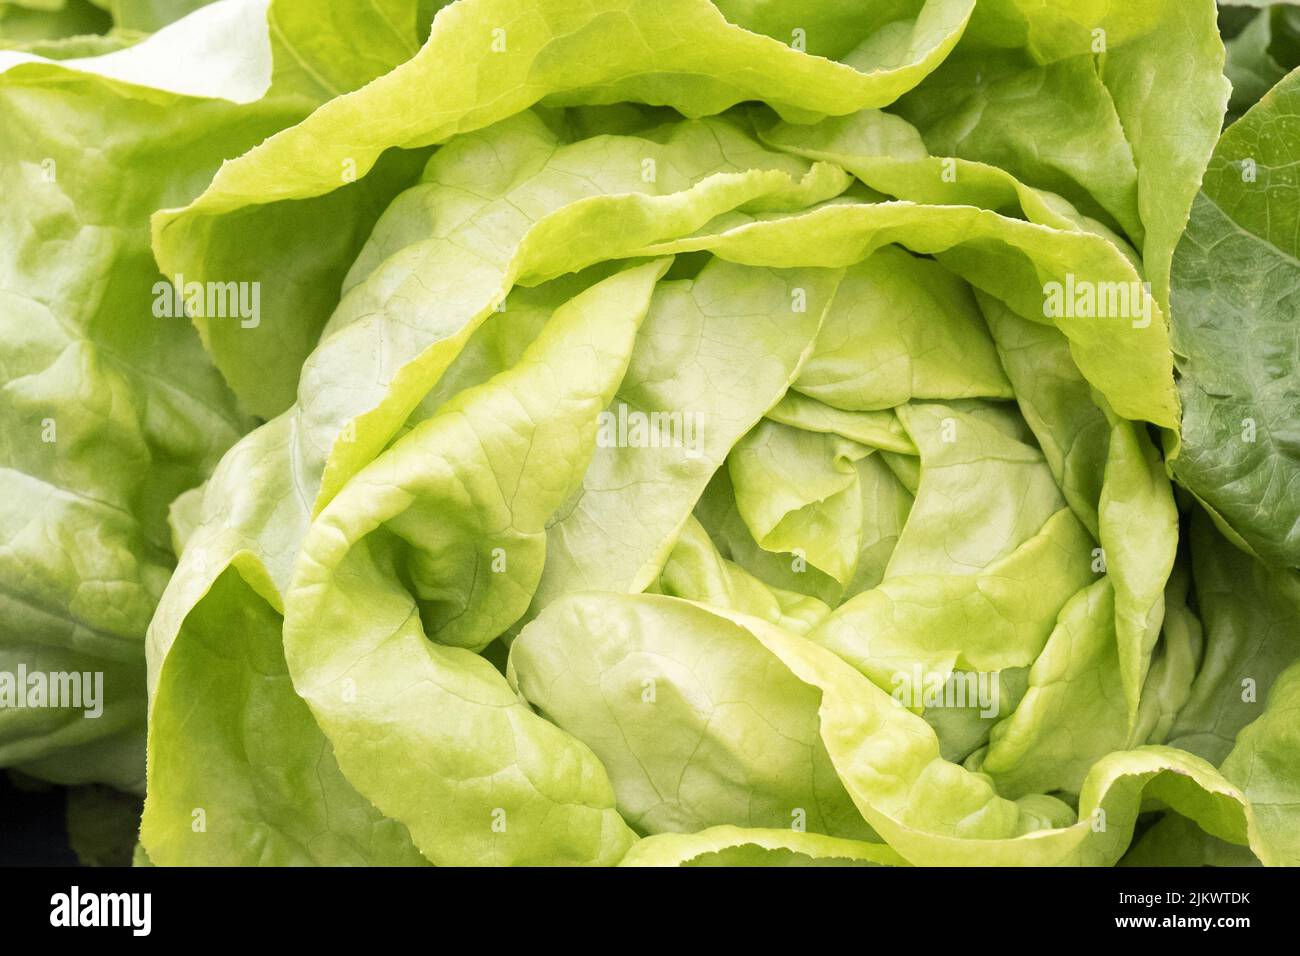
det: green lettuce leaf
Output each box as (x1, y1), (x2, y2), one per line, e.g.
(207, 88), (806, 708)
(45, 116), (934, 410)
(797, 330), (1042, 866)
(517, 593), (1274, 866)
(1169, 66), (1300, 570)
(618, 825), (904, 867)
(0, 0), (434, 789)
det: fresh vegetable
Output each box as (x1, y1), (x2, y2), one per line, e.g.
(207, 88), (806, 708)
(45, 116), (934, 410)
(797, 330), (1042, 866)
(2, 0), (1297, 868)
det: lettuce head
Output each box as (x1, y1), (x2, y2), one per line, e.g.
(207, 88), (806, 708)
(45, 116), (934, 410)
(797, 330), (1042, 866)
(2, 0), (1299, 867)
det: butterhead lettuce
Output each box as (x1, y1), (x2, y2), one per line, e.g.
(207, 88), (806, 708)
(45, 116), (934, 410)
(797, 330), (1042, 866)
(2, 0), (1298, 868)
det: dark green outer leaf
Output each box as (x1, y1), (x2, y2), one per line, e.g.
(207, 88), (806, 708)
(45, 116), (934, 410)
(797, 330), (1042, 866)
(1170, 67), (1300, 570)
